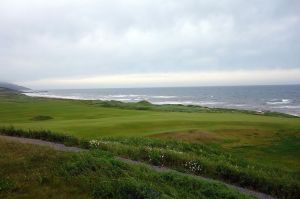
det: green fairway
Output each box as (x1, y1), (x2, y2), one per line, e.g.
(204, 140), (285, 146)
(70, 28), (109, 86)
(0, 91), (299, 137)
(0, 90), (300, 170)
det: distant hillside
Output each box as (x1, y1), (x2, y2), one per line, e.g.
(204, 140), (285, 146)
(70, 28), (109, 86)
(0, 82), (31, 92)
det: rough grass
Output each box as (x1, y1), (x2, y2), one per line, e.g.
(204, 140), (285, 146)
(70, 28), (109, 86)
(0, 138), (252, 199)
(91, 136), (300, 199)
(1, 127), (299, 199)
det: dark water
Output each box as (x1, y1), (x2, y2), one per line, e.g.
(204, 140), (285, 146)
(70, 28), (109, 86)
(25, 85), (300, 116)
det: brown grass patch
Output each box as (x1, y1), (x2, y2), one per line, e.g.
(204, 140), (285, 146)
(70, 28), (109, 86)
(149, 130), (221, 143)
(150, 128), (276, 148)
(213, 128), (275, 148)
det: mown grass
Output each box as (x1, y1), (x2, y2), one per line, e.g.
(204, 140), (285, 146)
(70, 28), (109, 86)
(0, 138), (252, 199)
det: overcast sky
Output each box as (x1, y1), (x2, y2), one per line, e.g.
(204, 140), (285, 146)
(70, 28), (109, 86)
(0, 0), (299, 89)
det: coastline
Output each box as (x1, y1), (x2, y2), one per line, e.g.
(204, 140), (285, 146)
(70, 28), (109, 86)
(22, 91), (299, 117)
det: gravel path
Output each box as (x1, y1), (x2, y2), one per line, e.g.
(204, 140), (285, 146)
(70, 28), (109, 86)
(0, 135), (276, 199)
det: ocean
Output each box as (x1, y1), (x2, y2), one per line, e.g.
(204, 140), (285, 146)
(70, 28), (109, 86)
(25, 85), (300, 116)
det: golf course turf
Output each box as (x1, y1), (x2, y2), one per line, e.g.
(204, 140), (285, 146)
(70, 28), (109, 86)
(0, 89), (299, 198)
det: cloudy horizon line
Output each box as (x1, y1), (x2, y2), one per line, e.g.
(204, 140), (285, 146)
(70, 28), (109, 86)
(16, 68), (300, 89)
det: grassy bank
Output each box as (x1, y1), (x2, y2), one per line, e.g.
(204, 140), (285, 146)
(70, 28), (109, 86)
(0, 138), (252, 199)
(0, 127), (299, 199)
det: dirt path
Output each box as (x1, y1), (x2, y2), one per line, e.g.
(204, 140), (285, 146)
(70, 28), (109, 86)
(0, 135), (276, 199)
(0, 135), (82, 152)
(116, 157), (276, 199)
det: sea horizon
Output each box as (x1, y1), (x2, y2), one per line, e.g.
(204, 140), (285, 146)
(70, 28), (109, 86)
(24, 84), (300, 116)
(25, 83), (300, 91)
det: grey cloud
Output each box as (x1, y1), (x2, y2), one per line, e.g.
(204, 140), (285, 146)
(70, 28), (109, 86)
(0, 0), (299, 84)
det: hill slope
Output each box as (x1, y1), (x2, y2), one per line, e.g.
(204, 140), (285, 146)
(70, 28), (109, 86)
(0, 82), (31, 92)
